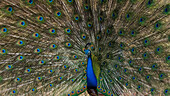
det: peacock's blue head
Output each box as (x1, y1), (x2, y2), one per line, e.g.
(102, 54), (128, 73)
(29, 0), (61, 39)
(85, 49), (91, 56)
(85, 43), (92, 56)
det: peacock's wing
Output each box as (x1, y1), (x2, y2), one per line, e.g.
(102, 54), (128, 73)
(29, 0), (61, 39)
(0, 0), (89, 95)
(92, 54), (100, 81)
(96, 0), (170, 96)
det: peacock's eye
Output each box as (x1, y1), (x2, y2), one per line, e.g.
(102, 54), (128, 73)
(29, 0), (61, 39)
(28, 0), (33, 4)
(85, 6), (88, 9)
(8, 7), (12, 12)
(49, 0), (53, 3)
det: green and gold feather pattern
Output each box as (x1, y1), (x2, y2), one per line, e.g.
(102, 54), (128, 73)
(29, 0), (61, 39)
(0, 0), (169, 96)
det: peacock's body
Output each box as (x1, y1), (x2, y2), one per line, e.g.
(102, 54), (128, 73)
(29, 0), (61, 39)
(0, 0), (170, 96)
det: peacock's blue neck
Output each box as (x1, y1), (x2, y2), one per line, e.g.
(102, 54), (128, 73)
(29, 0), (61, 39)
(86, 55), (97, 89)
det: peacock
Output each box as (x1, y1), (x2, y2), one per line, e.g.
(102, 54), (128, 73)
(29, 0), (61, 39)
(0, 0), (169, 96)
